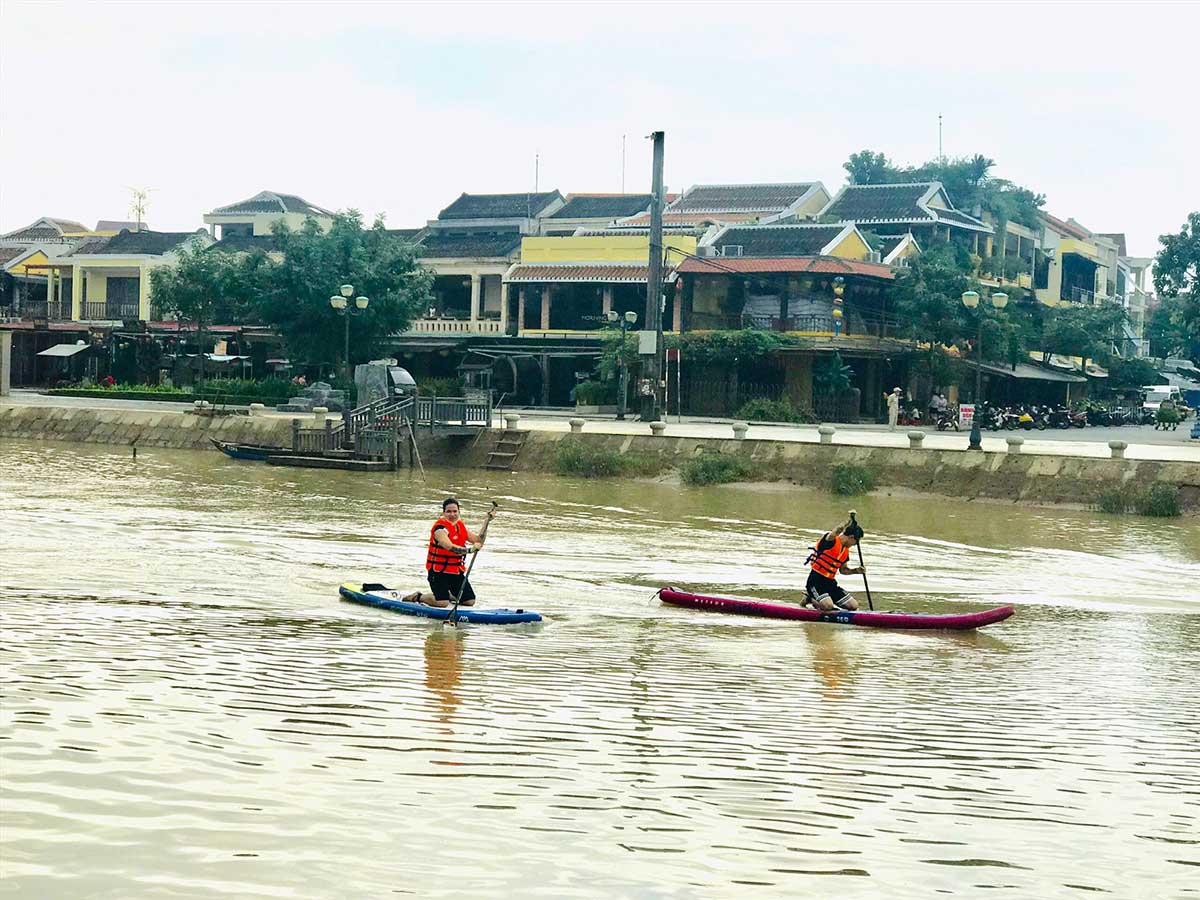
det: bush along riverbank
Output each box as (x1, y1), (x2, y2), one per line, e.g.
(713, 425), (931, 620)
(515, 430), (1200, 515)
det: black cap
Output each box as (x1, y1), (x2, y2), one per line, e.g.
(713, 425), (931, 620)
(442, 497), (459, 510)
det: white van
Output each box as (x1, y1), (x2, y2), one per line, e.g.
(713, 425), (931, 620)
(1142, 385), (1183, 412)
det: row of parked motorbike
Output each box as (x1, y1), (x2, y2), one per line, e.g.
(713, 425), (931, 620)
(901, 403), (1158, 432)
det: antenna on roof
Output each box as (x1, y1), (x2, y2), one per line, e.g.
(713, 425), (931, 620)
(938, 113), (944, 162)
(127, 187), (156, 232)
(534, 152), (540, 194)
(621, 134), (626, 193)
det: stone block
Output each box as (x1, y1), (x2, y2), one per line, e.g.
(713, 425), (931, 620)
(907, 431), (925, 449)
(1006, 436), (1024, 454)
(1108, 440), (1127, 460)
(732, 422), (749, 440)
(569, 418), (585, 433)
(818, 425), (835, 445)
(504, 414), (521, 430)
(649, 421), (667, 436)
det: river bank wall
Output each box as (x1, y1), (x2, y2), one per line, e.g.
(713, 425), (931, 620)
(3, 405), (1197, 513)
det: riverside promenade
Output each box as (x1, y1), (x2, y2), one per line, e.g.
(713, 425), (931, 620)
(3, 390), (1198, 462)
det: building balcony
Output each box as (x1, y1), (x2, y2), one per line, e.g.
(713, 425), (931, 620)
(1063, 285), (1096, 304)
(20, 301), (70, 321)
(82, 301), (142, 321)
(404, 316), (505, 336)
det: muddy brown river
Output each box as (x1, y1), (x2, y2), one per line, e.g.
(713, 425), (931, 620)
(2, 439), (1198, 898)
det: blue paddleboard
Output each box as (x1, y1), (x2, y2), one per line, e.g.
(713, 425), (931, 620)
(339, 582), (543, 624)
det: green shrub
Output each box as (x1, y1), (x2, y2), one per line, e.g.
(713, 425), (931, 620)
(831, 464), (875, 495)
(736, 397), (811, 423)
(574, 379), (616, 405)
(1094, 484), (1134, 514)
(1133, 484), (1181, 518)
(553, 439), (664, 478)
(680, 453), (753, 486)
(418, 377), (464, 397)
(1094, 482), (1180, 518)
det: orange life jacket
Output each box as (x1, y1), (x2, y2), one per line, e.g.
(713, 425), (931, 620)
(809, 533), (849, 580)
(426, 518), (468, 574)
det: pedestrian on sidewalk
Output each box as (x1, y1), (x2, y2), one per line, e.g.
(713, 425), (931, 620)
(886, 387), (901, 432)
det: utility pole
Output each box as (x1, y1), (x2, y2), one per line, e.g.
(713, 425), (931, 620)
(642, 130), (665, 421)
(938, 113), (943, 162)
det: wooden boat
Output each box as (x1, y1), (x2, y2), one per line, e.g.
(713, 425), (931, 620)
(209, 438), (286, 461)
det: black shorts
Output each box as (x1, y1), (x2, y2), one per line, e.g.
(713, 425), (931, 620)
(427, 571), (475, 603)
(806, 570), (851, 607)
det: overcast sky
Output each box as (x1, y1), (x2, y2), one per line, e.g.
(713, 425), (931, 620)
(3, 1), (1196, 258)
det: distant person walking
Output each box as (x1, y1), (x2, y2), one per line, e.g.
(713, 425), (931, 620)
(886, 387), (901, 432)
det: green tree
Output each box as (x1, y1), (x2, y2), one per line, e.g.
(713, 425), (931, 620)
(843, 150), (893, 185)
(149, 238), (249, 381)
(891, 245), (973, 385)
(1038, 301), (1128, 368)
(261, 212), (433, 373)
(1152, 212), (1200, 363)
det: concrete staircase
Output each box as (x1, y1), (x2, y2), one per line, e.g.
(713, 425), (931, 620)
(485, 430), (528, 471)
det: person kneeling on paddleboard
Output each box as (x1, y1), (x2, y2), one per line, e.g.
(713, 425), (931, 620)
(804, 519), (865, 611)
(403, 498), (495, 608)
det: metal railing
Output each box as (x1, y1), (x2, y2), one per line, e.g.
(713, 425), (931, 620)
(406, 317), (504, 334)
(692, 311), (899, 337)
(21, 301), (67, 320)
(83, 301), (141, 320)
(355, 426), (400, 466)
(1063, 285), (1096, 305)
(415, 394), (492, 429)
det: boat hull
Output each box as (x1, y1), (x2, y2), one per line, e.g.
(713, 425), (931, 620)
(659, 588), (1013, 630)
(338, 583), (543, 625)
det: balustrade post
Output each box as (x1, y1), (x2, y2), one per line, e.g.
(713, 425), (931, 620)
(291, 418), (300, 451)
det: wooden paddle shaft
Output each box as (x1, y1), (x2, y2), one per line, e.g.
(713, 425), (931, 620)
(448, 501), (498, 623)
(849, 510), (874, 611)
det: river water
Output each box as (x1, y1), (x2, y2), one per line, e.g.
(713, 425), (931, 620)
(2, 439), (1198, 899)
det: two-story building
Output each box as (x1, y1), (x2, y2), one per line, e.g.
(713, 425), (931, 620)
(1034, 213), (1116, 308)
(203, 190), (334, 252)
(613, 182), (830, 232)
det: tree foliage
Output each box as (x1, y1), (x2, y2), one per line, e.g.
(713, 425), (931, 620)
(1152, 211), (1200, 362)
(149, 212), (432, 370)
(1037, 301), (1129, 366)
(261, 212), (432, 368)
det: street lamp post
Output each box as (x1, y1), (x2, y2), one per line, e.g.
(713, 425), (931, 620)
(607, 308), (638, 420)
(329, 283), (369, 384)
(961, 289), (1008, 450)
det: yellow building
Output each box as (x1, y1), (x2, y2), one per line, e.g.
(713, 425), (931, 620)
(504, 233), (698, 335)
(43, 229), (212, 323)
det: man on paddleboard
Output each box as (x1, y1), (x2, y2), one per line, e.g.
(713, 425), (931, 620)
(804, 518), (865, 611)
(402, 498), (496, 607)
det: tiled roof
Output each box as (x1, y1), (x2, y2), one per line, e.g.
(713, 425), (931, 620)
(66, 237), (111, 255)
(0, 246), (30, 266)
(384, 228), (423, 241)
(821, 183), (933, 222)
(83, 229), (205, 256)
(437, 191), (563, 220)
(47, 218), (88, 233)
(713, 224), (846, 257)
(418, 231), (522, 259)
(931, 207), (989, 229)
(1098, 233), (1127, 256)
(506, 263), (655, 284)
(95, 220), (143, 232)
(670, 183), (816, 213)
(1041, 213), (1091, 241)
(617, 210), (764, 227)
(678, 256), (895, 280)
(210, 190), (333, 218)
(549, 194), (654, 220)
(3, 227), (62, 241)
(209, 234), (280, 254)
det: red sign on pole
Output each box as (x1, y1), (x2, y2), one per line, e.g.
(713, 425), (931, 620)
(666, 348), (680, 362)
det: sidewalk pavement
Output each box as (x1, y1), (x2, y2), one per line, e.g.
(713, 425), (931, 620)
(493, 407), (1200, 463)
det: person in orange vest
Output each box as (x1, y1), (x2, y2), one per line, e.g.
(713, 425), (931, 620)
(402, 498), (496, 607)
(804, 518), (865, 611)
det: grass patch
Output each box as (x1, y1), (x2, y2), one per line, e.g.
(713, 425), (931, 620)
(553, 439), (664, 478)
(1094, 482), (1181, 517)
(680, 453), (753, 486)
(1133, 483), (1181, 517)
(831, 463), (875, 496)
(735, 397), (814, 423)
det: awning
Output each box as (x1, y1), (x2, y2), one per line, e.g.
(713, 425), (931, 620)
(963, 359), (1087, 383)
(506, 263), (655, 284)
(37, 343), (89, 358)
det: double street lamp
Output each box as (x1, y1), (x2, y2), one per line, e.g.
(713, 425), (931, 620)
(961, 289), (1008, 450)
(329, 283), (369, 383)
(607, 308), (638, 420)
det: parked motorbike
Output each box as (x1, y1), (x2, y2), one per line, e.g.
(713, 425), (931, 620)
(935, 409), (960, 432)
(1048, 405), (1073, 429)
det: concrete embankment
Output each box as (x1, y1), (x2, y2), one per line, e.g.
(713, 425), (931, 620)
(504, 429), (1200, 513)
(3, 405), (1197, 512)
(0, 405), (476, 462)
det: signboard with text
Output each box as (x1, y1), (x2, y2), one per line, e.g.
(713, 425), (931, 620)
(959, 403), (976, 428)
